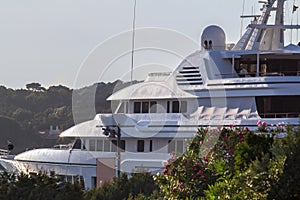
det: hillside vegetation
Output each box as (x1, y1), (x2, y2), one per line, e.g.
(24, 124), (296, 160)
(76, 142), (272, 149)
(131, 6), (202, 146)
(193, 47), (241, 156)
(0, 81), (134, 153)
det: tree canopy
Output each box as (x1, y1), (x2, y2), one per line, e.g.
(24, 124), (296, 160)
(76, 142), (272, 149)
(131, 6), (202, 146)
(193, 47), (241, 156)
(0, 81), (133, 153)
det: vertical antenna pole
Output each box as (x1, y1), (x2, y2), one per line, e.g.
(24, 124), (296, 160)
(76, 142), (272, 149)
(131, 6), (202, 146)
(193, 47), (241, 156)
(240, 0), (246, 37)
(130, 0), (137, 84)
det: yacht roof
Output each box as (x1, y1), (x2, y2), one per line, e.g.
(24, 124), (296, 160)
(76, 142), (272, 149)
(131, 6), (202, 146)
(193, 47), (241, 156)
(107, 77), (196, 101)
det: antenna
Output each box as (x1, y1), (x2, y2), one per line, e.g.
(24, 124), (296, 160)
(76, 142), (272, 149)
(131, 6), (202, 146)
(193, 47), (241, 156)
(130, 0), (137, 84)
(240, 0), (246, 37)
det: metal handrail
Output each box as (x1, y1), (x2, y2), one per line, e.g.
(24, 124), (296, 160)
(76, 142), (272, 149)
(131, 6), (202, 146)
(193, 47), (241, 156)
(215, 71), (300, 77)
(260, 112), (299, 118)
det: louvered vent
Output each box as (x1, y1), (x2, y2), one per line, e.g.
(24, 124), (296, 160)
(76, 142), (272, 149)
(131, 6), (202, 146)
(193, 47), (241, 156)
(176, 66), (203, 85)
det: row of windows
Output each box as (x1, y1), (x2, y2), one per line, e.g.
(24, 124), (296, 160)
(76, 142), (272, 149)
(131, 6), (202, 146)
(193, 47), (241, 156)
(256, 96), (300, 118)
(133, 100), (187, 114)
(168, 140), (184, 153)
(88, 139), (184, 153)
(89, 139), (125, 152)
(167, 101), (187, 113)
(134, 101), (157, 113)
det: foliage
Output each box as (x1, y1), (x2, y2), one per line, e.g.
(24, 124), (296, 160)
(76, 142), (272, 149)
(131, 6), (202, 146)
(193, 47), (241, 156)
(268, 125), (300, 199)
(0, 81), (134, 153)
(84, 172), (160, 200)
(0, 171), (84, 200)
(26, 82), (46, 91)
(155, 123), (300, 199)
(155, 126), (249, 199)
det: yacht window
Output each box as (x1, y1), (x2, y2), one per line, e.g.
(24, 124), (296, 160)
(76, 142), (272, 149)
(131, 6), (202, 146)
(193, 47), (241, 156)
(256, 96), (300, 118)
(96, 140), (103, 151)
(149, 140), (153, 152)
(168, 140), (185, 153)
(172, 101), (180, 113)
(125, 102), (129, 113)
(177, 141), (184, 153)
(180, 101), (187, 113)
(109, 140), (126, 152)
(134, 102), (141, 113)
(73, 138), (82, 149)
(167, 101), (170, 113)
(168, 140), (176, 153)
(117, 102), (125, 113)
(66, 175), (73, 183)
(120, 140), (126, 152)
(104, 140), (110, 152)
(111, 140), (117, 152)
(142, 102), (149, 113)
(89, 140), (96, 151)
(137, 140), (144, 152)
(133, 101), (158, 113)
(150, 101), (157, 113)
(91, 177), (97, 188)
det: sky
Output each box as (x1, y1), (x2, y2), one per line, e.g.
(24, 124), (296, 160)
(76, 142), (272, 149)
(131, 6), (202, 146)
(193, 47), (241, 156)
(0, 0), (299, 89)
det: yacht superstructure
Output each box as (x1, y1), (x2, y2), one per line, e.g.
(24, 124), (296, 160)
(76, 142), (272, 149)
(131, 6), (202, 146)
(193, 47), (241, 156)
(0, 0), (299, 189)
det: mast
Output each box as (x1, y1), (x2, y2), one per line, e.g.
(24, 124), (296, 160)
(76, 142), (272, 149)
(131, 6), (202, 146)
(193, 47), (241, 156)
(233, 0), (300, 50)
(130, 0), (137, 84)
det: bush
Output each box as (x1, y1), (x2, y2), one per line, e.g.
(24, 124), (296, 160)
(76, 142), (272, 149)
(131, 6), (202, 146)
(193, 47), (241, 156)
(155, 124), (300, 199)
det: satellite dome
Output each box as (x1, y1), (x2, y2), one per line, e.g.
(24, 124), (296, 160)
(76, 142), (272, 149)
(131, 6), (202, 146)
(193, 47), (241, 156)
(201, 25), (226, 50)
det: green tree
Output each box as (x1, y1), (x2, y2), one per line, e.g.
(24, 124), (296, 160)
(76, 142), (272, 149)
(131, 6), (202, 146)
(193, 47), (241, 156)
(26, 82), (45, 91)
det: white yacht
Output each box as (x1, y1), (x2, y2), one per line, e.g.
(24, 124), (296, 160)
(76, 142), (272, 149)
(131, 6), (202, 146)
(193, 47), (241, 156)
(1, 0), (299, 189)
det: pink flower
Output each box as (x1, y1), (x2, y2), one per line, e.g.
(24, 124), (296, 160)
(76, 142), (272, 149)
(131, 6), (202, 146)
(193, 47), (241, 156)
(178, 183), (183, 190)
(197, 170), (203, 175)
(172, 188), (176, 194)
(199, 140), (203, 145)
(163, 168), (168, 175)
(201, 175), (205, 179)
(257, 120), (262, 127)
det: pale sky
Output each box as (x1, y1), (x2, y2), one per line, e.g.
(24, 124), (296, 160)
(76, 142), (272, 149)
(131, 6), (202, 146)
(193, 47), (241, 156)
(0, 0), (298, 89)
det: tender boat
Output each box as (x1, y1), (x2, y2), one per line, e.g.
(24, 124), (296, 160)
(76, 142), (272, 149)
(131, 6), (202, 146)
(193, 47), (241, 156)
(1, 0), (299, 189)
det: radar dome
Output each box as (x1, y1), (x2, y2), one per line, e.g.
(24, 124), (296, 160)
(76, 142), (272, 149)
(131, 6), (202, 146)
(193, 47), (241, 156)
(201, 25), (226, 50)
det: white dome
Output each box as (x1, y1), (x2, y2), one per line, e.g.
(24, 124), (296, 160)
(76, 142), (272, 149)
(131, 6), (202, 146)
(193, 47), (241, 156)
(201, 25), (226, 50)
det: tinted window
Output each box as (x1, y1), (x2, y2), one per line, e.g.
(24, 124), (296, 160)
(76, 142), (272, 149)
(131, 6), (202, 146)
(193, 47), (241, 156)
(104, 140), (110, 152)
(172, 101), (180, 113)
(150, 101), (157, 113)
(137, 140), (144, 152)
(134, 102), (141, 113)
(180, 101), (187, 113)
(96, 140), (103, 151)
(149, 140), (153, 152)
(89, 140), (95, 151)
(142, 102), (149, 113)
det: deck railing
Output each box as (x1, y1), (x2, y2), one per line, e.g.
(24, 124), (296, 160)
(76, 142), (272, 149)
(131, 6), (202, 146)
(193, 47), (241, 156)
(260, 112), (299, 118)
(215, 71), (300, 78)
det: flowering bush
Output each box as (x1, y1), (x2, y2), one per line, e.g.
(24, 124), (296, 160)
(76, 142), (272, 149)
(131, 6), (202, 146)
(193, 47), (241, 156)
(257, 120), (286, 134)
(155, 126), (248, 199)
(154, 122), (300, 199)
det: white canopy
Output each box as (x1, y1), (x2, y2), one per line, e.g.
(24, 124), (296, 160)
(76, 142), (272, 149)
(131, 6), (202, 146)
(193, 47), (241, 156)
(107, 75), (196, 101)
